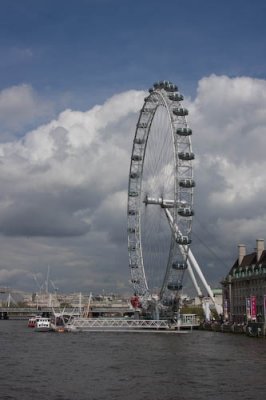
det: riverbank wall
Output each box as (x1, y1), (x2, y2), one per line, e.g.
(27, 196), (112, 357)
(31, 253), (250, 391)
(200, 321), (266, 337)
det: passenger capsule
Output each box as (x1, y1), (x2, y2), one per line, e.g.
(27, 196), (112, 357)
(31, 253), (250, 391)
(130, 172), (139, 179)
(164, 80), (175, 88)
(178, 152), (195, 161)
(164, 83), (178, 92)
(167, 282), (183, 291)
(137, 122), (148, 129)
(168, 93), (184, 101)
(134, 138), (145, 145)
(131, 155), (142, 161)
(129, 191), (139, 197)
(179, 179), (196, 188)
(176, 236), (191, 245)
(163, 81), (170, 88)
(172, 262), (188, 270)
(148, 88), (154, 93)
(128, 209), (138, 215)
(173, 107), (188, 116)
(131, 279), (140, 284)
(176, 127), (192, 136)
(178, 207), (194, 217)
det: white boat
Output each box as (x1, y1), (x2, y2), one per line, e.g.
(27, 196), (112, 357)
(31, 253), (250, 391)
(28, 316), (37, 328)
(28, 315), (42, 328)
(35, 317), (52, 332)
(50, 306), (84, 333)
(50, 313), (67, 333)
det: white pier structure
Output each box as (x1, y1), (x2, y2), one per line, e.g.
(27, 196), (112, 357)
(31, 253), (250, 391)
(66, 314), (199, 332)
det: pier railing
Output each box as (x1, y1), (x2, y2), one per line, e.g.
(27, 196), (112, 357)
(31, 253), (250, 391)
(66, 314), (200, 331)
(67, 318), (171, 330)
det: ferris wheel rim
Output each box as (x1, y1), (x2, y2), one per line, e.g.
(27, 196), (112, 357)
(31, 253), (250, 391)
(127, 80), (194, 302)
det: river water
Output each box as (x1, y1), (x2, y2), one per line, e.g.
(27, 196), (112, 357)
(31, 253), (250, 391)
(0, 320), (265, 400)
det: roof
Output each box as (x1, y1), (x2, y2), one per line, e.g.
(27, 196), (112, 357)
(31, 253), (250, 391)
(258, 249), (266, 264)
(225, 249), (266, 279)
(240, 252), (257, 268)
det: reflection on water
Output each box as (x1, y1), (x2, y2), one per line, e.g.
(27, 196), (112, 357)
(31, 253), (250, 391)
(0, 320), (265, 400)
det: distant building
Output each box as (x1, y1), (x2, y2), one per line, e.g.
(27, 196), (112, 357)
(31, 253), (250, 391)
(222, 239), (266, 323)
(212, 288), (223, 310)
(183, 289), (223, 322)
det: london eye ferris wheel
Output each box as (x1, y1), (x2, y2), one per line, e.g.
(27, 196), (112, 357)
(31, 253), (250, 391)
(127, 80), (195, 312)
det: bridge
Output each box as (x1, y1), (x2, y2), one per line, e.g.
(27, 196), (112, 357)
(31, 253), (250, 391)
(0, 304), (135, 319)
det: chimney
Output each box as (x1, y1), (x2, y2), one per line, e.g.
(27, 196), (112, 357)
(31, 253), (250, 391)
(238, 244), (246, 266)
(256, 239), (264, 262)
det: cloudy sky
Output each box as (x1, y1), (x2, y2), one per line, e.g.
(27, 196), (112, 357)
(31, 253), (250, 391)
(1, 0), (266, 295)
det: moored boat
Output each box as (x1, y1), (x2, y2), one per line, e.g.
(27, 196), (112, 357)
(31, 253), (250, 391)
(28, 315), (42, 328)
(28, 316), (36, 328)
(50, 312), (68, 333)
(35, 317), (52, 332)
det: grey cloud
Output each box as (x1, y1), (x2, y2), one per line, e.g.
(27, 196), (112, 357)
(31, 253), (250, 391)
(1, 79), (266, 294)
(0, 84), (54, 135)
(0, 201), (90, 237)
(187, 75), (266, 284)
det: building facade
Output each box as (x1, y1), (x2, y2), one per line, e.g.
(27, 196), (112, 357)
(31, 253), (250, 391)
(222, 239), (266, 324)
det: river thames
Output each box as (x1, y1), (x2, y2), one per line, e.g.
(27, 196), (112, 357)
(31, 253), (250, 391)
(0, 320), (265, 400)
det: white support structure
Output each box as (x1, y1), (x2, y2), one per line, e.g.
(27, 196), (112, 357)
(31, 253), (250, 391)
(187, 261), (203, 298)
(187, 249), (222, 314)
(164, 207), (222, 316)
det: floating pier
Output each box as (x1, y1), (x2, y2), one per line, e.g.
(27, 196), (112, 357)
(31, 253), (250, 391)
(65, 314), (199, 333)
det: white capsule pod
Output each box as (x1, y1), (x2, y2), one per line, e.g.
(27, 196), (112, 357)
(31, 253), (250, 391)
(176, 127), (192, 136)
(179, 179), (196, 188)
(130, 263), (139, 269)
(176, 235), (191, 245)
(131, 279), (140, 284)
(134, 138), (145, 145)
(164, 83), (178, 92)
(168, 93), (184, 101)
(173, 107), (188, 116)
(178, 207), (194, 217)
(178, 152), (195, 161)
(131, 155), (142, 161)
(128, 209), (138, 215)
(137, 122), (148, 128)
(129, 191), (139, 197)
(172, 262), (188, 270)
(167, 282), (183, 291)
(130, 172), (139, 179)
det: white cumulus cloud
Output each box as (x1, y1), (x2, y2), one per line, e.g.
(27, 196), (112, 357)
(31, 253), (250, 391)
(0, 88), (145, 291)
(1, 76), (266, 292)
(0, 84), (53, 136)
(186, 74), (266, 285)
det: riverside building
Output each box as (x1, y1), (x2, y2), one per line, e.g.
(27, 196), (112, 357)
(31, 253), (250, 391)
(222, 239), (266, 324)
